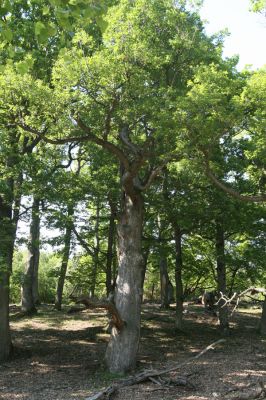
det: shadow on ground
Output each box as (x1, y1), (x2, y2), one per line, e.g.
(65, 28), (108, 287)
(0, 303), (265, 400)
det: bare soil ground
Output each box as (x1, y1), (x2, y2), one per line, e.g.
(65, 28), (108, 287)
(0, 303), (265, 400)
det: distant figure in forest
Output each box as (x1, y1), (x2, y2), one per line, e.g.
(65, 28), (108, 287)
(202, 291), (217, 312)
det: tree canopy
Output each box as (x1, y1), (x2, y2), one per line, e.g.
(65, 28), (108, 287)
(0, 0), (265, 373)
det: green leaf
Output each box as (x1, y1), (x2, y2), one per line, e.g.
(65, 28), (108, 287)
(2, 28), (13, 42)
(35, 21), (46, 36)
(46, 23), (57, 37)
(96, 16), (108, 33)
(16, 62), (29, 74)
(42, 5), (50, 15)
(49, 0), (62, 6)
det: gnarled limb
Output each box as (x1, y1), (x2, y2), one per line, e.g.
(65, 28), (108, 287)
(71, 295), (125, 332)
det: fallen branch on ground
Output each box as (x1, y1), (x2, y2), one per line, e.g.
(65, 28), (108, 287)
(225, 380), (265, 400)
(67, 305), (87, 314)
(216, 287), (266, 316)
(85, 338), (226, 400)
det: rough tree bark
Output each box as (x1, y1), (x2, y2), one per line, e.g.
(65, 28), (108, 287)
(55, 204), (74, 311)
(0, 132), (40, 361)
(0, 195), (13, 362)
(174, 226), (184, 329)
(260, 296), (266, 335)
(105, 190), (144, 373)
(216, 220), (229, 331)
(21, 197), (40, 314)
(106, 197), (116, 297)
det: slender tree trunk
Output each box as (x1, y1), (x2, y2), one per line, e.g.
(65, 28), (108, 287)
(260, 296), (266, 335)
(105, 192), (144, 373)
(32, 198), (40, 305)
(55, 205), (74, 311)
(106, 199), (116, 297)
(158, 216), (173, 309)
(140, 246), (149, 302)
(32, 245), (40, 305)
(216, 221), (229, 331)
(174, 226), (183, 329)
(0, 196), (14, 362)
(228, 268), (239, 298)
(160, 255), (173, 309)
(90, 200), (100, 297)
(21, 197), (40, 314)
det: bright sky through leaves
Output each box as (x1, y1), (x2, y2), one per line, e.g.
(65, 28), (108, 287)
(200, 0), (266, 70)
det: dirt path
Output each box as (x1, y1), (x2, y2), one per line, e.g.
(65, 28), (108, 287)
(0, 304), (265, 400)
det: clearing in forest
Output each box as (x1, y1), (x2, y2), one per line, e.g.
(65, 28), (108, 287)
(0, 303), (265, 400)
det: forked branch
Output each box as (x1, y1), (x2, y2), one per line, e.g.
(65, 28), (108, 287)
(71, 295), (125, 332)
(217, 287), (266, 316)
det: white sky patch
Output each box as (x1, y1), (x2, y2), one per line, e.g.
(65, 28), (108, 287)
(200, 0), (266, 70)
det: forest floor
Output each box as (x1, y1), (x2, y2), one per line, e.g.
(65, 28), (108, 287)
(0, 303), (265, 400)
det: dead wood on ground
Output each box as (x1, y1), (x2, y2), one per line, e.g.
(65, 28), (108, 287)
(225, 381), (266, 400)
(85, 339), (226, 400)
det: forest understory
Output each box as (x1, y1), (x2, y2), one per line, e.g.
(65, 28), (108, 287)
(0, 303), (265, 400)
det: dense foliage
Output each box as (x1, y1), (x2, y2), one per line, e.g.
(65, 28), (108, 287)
(0, 0), (265, 370)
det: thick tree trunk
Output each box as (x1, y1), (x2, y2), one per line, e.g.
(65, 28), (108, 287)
(106, 199), (116, 297)
(174, 226), (183, 329)
(55, 205), (73, 311)
(105, 192), (144, 373)
(0, 196), (13, 362)
(216, 221), (229, 331)
(260, 296), (266, 335)
(21, 197), (40, 314)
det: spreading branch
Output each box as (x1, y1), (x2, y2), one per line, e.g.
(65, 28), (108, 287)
(72, 227), (95, 257)
(85, 339), (226, 400)
(71, 295), (125, 332)
(217, 287), (266, 316)
(136, 153), (183, 192)
(203, 152), (266, 203)
(76, 118), (130, 169)
(18, 119), (130, 170)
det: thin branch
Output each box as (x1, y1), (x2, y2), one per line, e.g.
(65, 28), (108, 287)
(103, 97), (119, 140)
(203, 153), (266, 203)
(72, 227), (94, 257)
(137, 153), (182, 191)
(76, 118), (130, 169)
(18, 122), (94, 145)
(18, 119), (130, 170)
(217, 287), (266, 316)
